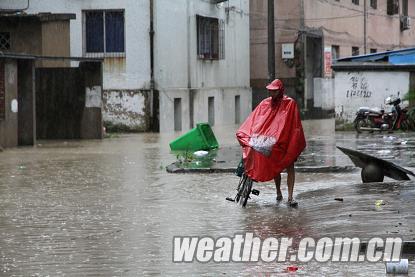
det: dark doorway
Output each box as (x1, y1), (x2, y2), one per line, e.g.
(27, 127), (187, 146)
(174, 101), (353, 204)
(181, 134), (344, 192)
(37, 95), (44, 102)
(305, 36), (323, 110)
(17, 60), (35, 146)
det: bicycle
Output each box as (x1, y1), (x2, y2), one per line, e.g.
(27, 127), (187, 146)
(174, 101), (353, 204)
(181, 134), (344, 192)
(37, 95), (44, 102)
(226, 160), (259, 208)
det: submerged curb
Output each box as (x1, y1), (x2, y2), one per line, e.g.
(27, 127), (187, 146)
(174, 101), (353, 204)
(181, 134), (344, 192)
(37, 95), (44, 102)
(166, 162), (357, 174)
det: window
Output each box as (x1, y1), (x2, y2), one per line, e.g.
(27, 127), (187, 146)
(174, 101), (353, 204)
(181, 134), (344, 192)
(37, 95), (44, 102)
(370, 0), (377, 9)
(235, 95), (240, 124)
(352, 0), (359, 5)
(387, 0), (399, 15)
(402, 0), (408, 16)
(332, 45), (340, 61)
(352, 46), (359, 56)
(174, 98), (182, 131)
(197, 15), (225, 60)
(0, 32), (10, 50)
(370, 48), (377, 53)
(0, 61), (4, 120)
(208, 97), (215, 126)
(84, 10), (125, 56)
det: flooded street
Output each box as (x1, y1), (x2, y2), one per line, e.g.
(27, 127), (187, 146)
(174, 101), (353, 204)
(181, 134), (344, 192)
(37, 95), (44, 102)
(0, 119), (414, 276)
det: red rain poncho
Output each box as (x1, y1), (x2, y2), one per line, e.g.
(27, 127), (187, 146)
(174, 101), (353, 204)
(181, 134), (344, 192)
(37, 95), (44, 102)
(236, 96), (306, 182)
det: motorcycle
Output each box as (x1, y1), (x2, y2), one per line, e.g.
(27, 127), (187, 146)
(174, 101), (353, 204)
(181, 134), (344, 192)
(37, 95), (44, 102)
(354, 97), (410, 133)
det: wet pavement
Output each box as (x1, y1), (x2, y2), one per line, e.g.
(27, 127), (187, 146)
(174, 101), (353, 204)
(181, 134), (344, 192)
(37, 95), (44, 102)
(168, 119), (415, 173)
(0, 119), (414, 275)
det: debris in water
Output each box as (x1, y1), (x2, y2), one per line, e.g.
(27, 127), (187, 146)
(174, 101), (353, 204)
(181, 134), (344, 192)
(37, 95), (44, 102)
(286, 266), (299, 272)
(193, 151), (209, 158)
(337, 146), (415, 182)
(334, 198), (344, 202)
(375, 200), (385, 207)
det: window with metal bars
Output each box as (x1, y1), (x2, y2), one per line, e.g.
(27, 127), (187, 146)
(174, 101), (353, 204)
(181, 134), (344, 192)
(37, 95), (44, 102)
(352, 0), (359, 5)
(197, 15), (225, 60)
(0, 32), (10, 50)
(370, 0), (377, 9)
(352, 46), (360, 56)
(83, 10), (125, 57)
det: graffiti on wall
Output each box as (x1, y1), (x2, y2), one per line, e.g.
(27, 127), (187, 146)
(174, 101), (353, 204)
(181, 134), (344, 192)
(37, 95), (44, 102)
(346, 75), (372, 98)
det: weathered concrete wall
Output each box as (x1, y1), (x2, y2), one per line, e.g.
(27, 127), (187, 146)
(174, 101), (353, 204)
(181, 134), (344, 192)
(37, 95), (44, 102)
(314, 78), (334, 111)
(103, 90), (150, 132)
(159, 89), (191, 133)
(0, 60), (18, 148)
(192, 88), (252, 126)
(250, 0), (301, 83)
(334, 71), (410, 123)
(303, 1), (415, 58)
(159, 87), (252, 133)
(154, 0), (250, 89)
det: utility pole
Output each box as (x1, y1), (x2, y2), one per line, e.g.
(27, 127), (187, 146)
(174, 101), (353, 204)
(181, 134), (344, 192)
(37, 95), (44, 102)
(268, 0), (275, 82)
(364, 0), (367, 54)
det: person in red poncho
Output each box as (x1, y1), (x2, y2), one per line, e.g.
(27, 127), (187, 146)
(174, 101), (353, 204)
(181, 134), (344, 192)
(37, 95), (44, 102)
(236, 79), (306, 207)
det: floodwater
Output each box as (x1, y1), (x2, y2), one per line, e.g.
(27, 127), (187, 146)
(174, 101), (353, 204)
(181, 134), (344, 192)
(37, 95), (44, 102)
(0, 119), (414, 276)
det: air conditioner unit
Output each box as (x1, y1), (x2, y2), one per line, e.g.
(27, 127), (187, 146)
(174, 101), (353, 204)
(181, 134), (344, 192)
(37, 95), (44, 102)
(401, 15), (411, 31)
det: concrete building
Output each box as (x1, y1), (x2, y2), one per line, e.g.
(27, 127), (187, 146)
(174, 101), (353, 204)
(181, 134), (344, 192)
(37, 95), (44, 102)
(155, 0), (251, 132)
(5, 0), (251, 132)
(250, 0), (415, 115)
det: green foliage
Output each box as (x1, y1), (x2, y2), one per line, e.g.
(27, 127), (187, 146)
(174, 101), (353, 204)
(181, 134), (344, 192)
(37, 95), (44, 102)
(404, 89), (415, 103)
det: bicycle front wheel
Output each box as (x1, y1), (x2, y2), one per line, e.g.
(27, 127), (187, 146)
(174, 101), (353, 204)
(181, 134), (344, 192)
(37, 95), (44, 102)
(238, 176), (253, 208)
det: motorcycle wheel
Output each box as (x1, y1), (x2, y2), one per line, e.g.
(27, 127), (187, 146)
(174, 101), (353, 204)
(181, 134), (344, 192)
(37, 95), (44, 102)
(354, 118), (370, 133)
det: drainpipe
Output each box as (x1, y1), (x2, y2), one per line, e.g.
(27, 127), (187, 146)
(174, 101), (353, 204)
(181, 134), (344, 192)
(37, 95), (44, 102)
(300, 0), (307, 110)
(267, 0), (275, 82)
(149, 0), (156, 131)
(363, 0), (367, 54)
(187, 0), (194, 129)
(0, 0), (30, 14)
